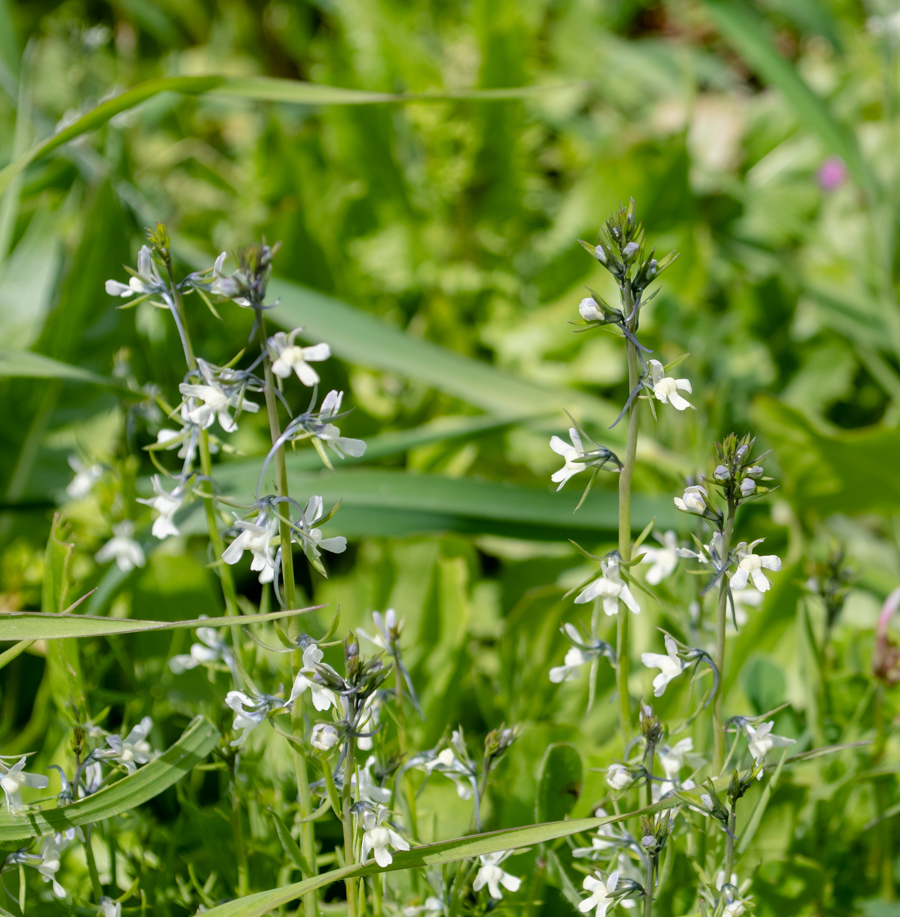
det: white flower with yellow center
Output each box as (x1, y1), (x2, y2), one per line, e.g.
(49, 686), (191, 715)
(730, 540), (782, 593)
(359, 805), (409, 867)
(579, 871), (620, 917)
(473, 851), (522, 899)
(575, 558), (640, 616)
(648, 360), (693, 411)
(268, 329), (331, 386)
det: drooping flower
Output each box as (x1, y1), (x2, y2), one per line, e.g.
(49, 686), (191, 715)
(136, 474), (184, 540)
(267, 329), (331, 386)
(352, 756), (393, 806)
(315, 390), (366, 458)
(730, 540), (782, 593)
(37, 834), (67, 898)
(359, 805), (409, 867)
(674, 484), (709, 515)
(179, 360), (260, 434)
(473, 851), (522, 900)
(579, 871), (620, 917)
(105, 245), (166, 298)
(288, 643), (337, 712)
(169, 625), (235, 676)
(648, 360), (693, 411)
(549, 428), (620, 491)
(641, 635), (687, 697)
(606, 764), (632, 792)
(310, 723), (340, 752)
(100, 718), (154, 774)
(0, 756), (50, 813)
(572, 810), (622, 857)
(295, 495), (347, 568)
(549, 646), (593, 683)
(640, 530), (680, 585)
(66, 456), (103, 499)
(742, 721), (794, 773)
(225, 691), (286, 747)
(575, 558), (640, 616)
(94, 521), (145, 572)
(222, 513), (279, 584)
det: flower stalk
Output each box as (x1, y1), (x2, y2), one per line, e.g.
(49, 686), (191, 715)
(713, 503), (737, 773)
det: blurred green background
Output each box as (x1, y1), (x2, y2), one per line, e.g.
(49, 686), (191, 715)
(1, 0), (899, 914)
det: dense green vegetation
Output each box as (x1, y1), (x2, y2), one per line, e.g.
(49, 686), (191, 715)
(0, 1), (899, 915)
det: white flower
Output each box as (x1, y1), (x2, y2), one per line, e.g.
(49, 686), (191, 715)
(310, 723), (340, 751)
(316, 390), (367, 458)
(606, 764), (632, 791)
(641, 635), (686, 697)
(572, 811), (620, 857)
(169, 625), (234, 675)
(136, 475), (183, 540)
(550, 428), (591, 490)
(95, 521), (145, 572)
(268, 329), (331, 386)
(549, 646), (592, 683)
(648, 360), (692, 411)
(0, 756), (49, 813)
(358, 608), (398, 652)
(359, 806), (409, 868)
(102, 717), (154, 774)
(716, 872), (752, 916)
(575, 558), (640, 616)
(658, 738), (693, 779)
(296, 495), (347, 564)
(355, 692), (383, 751)
(288, 644), (337, 712)
(579, 297), (604, 322)
(100, 897), (122, 917)
(225, 691), (285, 747)
(179, 359), (259, 433)
(37, 834), (67, 898)
(66, 456), (103, 499)
(353, 756), (393, 805)
(674, 484), (708, 515)
(403, 896), (444, 916)
(740, 478), (756, 497)
(223, 514), (279, 584)
(730, 540), (782, 593)
(743, 721), (794, 773)
(473, 851), (522, 899)
(105, 246), (165, 297)
(579, 871), (619, 917)
(640, 531), (680, 585)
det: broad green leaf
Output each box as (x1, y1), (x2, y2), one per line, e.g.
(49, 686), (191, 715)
(208, 465), (679, 542)
(535, 743), (583, 824)
(0, 606), (320, 641)
(0, 717), (218, 842)
(751, 396), (900, 517)
(703, 0), (876, 196)
(0, 349), (137, 395)
(0, 75), (575, 198)
(267, 278), (621, 431)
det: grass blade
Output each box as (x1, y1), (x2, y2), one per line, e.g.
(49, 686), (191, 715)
(0, 717), (218, 842)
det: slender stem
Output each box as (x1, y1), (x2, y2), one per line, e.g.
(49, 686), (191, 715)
(713, 504), (737, 773)
(644, 745), (655, 808)
(253, 310), (319, 917)
(165, 263), (240, 623)
(643, 858), (654, 917)
(617, 279), (640, 746)
(84, 825), (103, 901)
(394, 654), (407, 756)
(724, 805), (736, 884)
(231, 772), (249, 897)
(874, 684), (896, 901)
(343, 738), (358, 917)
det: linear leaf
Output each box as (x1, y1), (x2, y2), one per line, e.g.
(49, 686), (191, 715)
(0, 349), (138, 397)
(267, 279), (621, 431)
(0, 75), (575, 198)
(207, 465), (679, 541)
(0, 717), (218, 842)
(0, 606), (320, 641)
(703, 0), (876, 195)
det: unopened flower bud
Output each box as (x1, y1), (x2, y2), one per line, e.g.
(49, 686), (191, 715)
(594, 245), (607, 264)
(579, 298), (604, 322)
(311, 723), (340, 751)
(606, 764), (632, 791)
(714, 465), (730, 481)
(746, 465), (764, 478)
(623, 241), (639, 261)
(739, 478), (756, 497)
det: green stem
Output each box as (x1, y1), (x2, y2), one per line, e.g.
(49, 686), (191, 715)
(713, 504), (737, 773)
(343, 740), (358, 917)
(617, 280), (640, 746)
(874, 684), (896, 901)
(231, 773), (249, 897)
(165, 263), (240, 626)
(724, 805), (735, 885)
(84, 825), (103, 901)
(644, 745), (655, 808)
(643, 858), (654, 917)
(253, 311), (319, 917)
